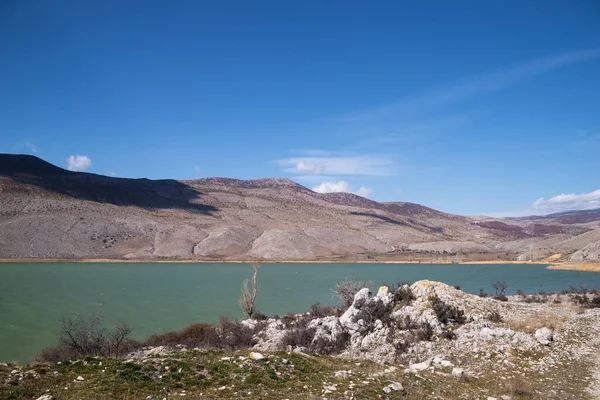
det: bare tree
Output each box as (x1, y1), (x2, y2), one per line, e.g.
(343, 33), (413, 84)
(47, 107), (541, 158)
(332, 279), (374, 308)
(238, 262), (261, 318)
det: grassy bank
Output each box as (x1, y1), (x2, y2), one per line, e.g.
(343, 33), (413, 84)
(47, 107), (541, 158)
(0, 348), (582, 400)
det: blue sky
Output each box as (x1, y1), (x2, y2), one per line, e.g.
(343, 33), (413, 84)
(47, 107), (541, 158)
(1, 1), (599, 216)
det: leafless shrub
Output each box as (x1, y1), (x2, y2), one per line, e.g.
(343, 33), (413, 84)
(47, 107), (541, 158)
(146, 323), (219, 348)
(440, 329), (457, 340)
(479, 288), (489, 298)
(522, 294), (547, 304)
(38, 345), (79, 363)
(310, 302), (340, 318)
(353, 298), (392, 332)
(251, 310), (269, 321)
(486, 311), (503, 323)
(390, 284), (415, 307)
(38, 315), (135, 362)
(239, 262), (261, 318)
(412, 322), (434, 341)
(574, 293), (600, 308)
(431, 297), (466, 324)
(281, 325), (316, 349)
(218, 316), (258, 350)
(492, 281), (508, 301)
(393, 318), (435, 357)
(281, 312), (297, 328)
(311, 331), (350, 354)
(332, 279), (374, 308)
(396, 315), (418, 331)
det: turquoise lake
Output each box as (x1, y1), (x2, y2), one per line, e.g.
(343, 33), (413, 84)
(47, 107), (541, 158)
(1, 262), (599, 364)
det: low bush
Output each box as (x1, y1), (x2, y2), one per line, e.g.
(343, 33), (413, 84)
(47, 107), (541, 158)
(311, 331), (350, 355)
(486, 311), (503, 323)
(431, 297), (466, 324)
(413, 322), (434, 341)
(281, 326), (316, 349)
(146, 323), (219, 348)
(391, 284), (415, 307)
(352, 298), (392, 332)
(218, 316), (258, 350)
(251, 310), (269, 321)
(440, 329), (457, 340)
(493, 294), (509, 302)
(492, 281), (508, 301)
(281, 312), (297, 328)
(574, 293), (600, 308)
(38, 315), (136, 362)
(522, 294), (547, 304)
(310, 302), (340, 318)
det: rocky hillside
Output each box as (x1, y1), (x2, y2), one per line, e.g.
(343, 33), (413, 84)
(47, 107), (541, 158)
(1, 154), (599, 262)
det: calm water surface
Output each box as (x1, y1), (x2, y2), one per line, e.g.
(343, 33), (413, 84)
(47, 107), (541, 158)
(1, 262), (599, 364)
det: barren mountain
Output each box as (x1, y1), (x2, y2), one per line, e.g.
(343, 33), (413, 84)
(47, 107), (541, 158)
(1, 154), (598, 262)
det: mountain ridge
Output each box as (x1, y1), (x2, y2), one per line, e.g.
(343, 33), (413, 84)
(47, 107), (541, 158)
(1, 154), (599, 262)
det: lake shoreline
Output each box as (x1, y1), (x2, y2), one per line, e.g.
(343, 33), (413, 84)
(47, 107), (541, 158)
(1, 257), (599, 271)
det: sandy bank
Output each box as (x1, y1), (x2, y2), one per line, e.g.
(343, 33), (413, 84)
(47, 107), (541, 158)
(1, 257), (598, 272)
(547, 262), (600, 272)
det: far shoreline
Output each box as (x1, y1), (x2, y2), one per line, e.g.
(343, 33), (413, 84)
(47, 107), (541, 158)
(1, 257), (598, 272)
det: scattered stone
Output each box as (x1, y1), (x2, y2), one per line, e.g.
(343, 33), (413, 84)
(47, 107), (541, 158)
(249, 352), (265, 360)
(35, 395), (54, 400)
(452, 368), (465, 378)
(409, 359), (432, 372)
(76, 375), (84, 381)
(535, 327), (553, 345)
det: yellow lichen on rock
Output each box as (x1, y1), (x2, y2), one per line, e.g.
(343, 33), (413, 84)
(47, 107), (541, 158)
(377, 286), (389, 297)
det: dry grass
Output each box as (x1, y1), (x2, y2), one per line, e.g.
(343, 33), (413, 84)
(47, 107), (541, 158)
(504, 310), (566, 334)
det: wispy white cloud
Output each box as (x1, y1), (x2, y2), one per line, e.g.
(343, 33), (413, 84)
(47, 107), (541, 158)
(533, 189), (600, 212)
(25, 142), (38, 153)
(311, 180), (373, 198)
(344, 48), (600, 123)
(278, 155), (396, 176)
(312, 181), (350, 193)
(107, 171), (117, 177)
(66, 155), (92, 172)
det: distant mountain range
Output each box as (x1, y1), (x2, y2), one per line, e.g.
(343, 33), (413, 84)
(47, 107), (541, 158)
(1, 154), (599, 262)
